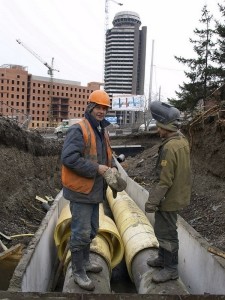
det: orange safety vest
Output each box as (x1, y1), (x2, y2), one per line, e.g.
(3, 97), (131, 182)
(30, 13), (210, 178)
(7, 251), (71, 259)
(61, 118), (113, 194)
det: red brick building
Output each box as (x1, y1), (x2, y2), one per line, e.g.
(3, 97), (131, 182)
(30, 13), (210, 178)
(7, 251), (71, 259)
(0, 64), (101, 128)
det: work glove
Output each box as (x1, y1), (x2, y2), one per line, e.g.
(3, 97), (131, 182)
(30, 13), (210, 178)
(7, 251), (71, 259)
(103, 168), (127, 193)
(145, 185), (168, 213)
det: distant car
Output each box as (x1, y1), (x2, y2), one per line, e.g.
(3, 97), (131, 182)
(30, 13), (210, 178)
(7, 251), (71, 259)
(139, 119), (158, 134)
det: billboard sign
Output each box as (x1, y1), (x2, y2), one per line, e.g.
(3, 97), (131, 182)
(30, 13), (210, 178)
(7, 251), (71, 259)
(105, 116), (118, 124)
(112, 94), (145, 111)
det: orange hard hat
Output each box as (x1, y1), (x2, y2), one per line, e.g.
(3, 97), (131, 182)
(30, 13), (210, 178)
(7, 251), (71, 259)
(89, 90), (110, 107)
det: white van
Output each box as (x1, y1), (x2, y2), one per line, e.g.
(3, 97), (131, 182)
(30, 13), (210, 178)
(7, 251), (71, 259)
(54, 118), (81, 138)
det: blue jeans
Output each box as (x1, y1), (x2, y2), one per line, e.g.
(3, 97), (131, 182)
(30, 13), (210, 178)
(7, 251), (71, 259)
(69, 202), (99, 252)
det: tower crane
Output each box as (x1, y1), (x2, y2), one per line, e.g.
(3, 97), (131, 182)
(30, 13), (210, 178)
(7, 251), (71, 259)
(103, 0), (123, 81)
(105, 0), (123, 33)
(16, 39), (59, 127)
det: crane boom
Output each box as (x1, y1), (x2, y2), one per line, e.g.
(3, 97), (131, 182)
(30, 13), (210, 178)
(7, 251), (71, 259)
(16, 39), (59, 74)
(16, 38), (59, 127)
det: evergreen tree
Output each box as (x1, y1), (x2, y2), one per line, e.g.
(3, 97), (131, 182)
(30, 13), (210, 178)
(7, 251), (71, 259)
(168, 5), (217, 113)
(213, 3), (225, 83)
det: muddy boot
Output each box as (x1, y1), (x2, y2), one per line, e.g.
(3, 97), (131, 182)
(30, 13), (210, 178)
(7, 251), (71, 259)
(152, 250), (178, 283)
(71, 250), (95, 291)
(147, 247), (164, 267)
(83, 244), (102, 273)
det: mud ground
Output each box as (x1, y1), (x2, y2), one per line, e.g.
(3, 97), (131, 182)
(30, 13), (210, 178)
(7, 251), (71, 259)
(0, 111), (224, 257)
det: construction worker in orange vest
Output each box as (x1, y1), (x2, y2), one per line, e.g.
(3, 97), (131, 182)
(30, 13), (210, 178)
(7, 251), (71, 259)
(61, 90), (126, 291)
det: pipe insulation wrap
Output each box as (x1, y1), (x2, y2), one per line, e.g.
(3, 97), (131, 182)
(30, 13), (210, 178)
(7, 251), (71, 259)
(106, 187), (159, 280)
(54, 203), (124, 273)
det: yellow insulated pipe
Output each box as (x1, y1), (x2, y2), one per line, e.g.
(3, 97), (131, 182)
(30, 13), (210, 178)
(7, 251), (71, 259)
(54, 202), (124, 274)
(106, 187), (159, 281)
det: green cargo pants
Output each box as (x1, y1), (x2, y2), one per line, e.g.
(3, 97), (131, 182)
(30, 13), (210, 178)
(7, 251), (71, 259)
(154, 210), (179, 252)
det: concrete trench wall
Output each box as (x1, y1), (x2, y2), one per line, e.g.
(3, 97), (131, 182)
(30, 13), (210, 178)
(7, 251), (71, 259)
(9, 191), (68, 292)
(8, 167), (225, 295)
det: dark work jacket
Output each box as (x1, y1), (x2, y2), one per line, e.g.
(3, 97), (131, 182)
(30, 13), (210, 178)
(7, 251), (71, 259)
(61, 112), (116, 204)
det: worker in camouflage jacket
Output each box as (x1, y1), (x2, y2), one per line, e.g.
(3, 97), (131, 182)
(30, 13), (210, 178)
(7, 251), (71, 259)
(145, 101), (191, 284)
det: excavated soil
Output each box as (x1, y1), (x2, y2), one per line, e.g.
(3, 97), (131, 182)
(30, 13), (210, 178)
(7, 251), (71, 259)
(0, 111), (225, 257)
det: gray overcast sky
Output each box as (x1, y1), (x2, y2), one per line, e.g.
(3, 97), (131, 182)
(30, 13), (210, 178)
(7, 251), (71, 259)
(0, 0), (222, 101)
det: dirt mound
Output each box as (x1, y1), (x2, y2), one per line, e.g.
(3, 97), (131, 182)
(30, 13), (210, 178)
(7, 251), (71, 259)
(0, 118), (63, 249)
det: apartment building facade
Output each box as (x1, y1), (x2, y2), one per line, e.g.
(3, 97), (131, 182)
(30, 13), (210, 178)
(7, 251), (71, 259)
(0, 64), (101, 128)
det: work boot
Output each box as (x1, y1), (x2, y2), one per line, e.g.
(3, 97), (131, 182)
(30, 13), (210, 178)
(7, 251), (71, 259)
(152, 268), (178, 283)
(83, 244), (102, 273)
(147, 247), (164, 267)
(71, 250), (95, 291)
(152, 250), (178, 283)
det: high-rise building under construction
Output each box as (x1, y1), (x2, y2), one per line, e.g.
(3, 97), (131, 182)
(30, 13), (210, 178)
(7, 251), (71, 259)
(104, 11), (147, 97)
(104, 11), (147, 125)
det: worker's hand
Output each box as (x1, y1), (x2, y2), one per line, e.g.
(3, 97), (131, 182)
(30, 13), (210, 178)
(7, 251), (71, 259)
(98, 165), (109, 176)
(145, 202), (158, 213)
(145, 185), (168, 213)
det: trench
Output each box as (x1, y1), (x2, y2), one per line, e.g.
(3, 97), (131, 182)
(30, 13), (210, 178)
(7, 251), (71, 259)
(2, 146), (225, 297)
